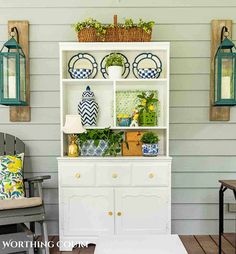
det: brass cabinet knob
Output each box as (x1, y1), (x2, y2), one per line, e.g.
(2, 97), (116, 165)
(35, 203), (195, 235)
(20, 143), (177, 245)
(117, 212), (122, 216)
(112, 173), (118, 179)
(75, 172), (81, 179)
(108, 211), (113, 216)
(149, 173), (155, 179)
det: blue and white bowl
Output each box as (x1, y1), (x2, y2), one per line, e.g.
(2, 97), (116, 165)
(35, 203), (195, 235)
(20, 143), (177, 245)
(69, 68), (92, 79)
(137, 68), (158, 79)
(142, 143), (158, 156)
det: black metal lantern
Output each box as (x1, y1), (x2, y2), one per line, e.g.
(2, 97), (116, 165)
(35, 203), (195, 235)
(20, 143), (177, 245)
(0, 27), (27, 106)
(214, 26), (236, 106)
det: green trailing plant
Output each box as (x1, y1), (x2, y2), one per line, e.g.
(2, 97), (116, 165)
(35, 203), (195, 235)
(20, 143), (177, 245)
(124, 18), (135, 29)
(105, 53), (124, 68)
(137, 92), (158, 115)
(137, 19), (155, 34)
(73, 18), (106, 37)
(73, 18), (155, 36)
(78, 128), (126, 156)
(141, 132), (159, 144)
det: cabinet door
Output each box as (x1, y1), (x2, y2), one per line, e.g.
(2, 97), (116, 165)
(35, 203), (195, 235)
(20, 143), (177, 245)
(61, 188), (114, 236)
(115, 188), (169, 235)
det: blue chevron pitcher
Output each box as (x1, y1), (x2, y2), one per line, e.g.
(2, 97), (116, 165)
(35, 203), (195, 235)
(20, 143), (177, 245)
(78, 86), (99, 126)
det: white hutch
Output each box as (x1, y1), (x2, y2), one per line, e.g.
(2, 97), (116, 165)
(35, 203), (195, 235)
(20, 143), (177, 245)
(58, 42), (171, 251)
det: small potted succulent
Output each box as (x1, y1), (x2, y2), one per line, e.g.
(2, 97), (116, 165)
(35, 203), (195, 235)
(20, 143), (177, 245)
(105, 53), (124, 79)
(140, 132), (159, 156)
(137, 92), (158, 126)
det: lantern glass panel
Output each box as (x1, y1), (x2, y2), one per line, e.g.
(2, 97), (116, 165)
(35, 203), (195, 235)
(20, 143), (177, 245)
(2, 55), (17, 99)
(20, 54), (26, 102)
(215, 56), (218, 101)
(221, 56), (235, 99)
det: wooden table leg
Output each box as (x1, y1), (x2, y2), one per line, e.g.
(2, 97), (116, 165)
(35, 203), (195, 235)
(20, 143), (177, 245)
(219, 185), (226, 254)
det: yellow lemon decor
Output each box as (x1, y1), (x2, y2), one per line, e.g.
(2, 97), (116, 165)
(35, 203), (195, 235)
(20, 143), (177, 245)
(0, 154), (25, 200)
(148, 104), (155, 111)
(141, 99), (147, 106)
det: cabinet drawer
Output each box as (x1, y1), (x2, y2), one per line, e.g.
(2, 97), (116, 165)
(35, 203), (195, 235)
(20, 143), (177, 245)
(60, 165), (95, 186)
(96, 164), (131, 186)
(132, 163), (170, 186)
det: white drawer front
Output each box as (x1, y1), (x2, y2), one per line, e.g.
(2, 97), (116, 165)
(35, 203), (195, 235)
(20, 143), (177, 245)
(60, 164), (95, 186)
(96, 164), (131, 186)
(132, 163), (170, 186)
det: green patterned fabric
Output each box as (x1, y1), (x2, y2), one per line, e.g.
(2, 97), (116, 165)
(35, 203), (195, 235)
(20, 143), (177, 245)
(0, 154), (25, 200)
(116, 90), (159, 115)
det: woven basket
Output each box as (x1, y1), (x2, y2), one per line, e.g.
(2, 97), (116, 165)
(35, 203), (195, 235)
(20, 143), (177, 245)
(104, 27), (119, 42)
(77, 28), (98, 42)
(105, 15), (152, 42)
(77, 16), (152, 42)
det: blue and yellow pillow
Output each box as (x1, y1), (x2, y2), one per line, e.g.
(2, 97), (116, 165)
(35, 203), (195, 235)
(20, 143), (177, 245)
(0, 154), (25, 200)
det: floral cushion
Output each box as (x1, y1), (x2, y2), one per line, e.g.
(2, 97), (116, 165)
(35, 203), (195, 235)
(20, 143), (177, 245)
(0, 154), (25, 200)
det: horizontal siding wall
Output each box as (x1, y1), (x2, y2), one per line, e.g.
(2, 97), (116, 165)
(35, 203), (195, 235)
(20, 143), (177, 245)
(0, 0), (236, 235)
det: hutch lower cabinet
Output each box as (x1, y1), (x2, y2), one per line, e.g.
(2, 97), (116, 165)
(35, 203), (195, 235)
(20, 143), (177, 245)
(58, 157), (171, 251)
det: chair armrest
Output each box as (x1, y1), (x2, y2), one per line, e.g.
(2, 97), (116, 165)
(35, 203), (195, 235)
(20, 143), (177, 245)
(24, 175), (51, 183)
(24, 175), (51, 199)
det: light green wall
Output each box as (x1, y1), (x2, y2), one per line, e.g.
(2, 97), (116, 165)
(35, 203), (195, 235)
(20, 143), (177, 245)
(0, 0), (236, 234)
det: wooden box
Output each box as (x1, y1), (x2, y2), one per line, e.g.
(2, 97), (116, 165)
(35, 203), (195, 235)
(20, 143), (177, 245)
(122, 141), (142, 156)
(122, 131), (145, 156)
(126, 131), (145, 142)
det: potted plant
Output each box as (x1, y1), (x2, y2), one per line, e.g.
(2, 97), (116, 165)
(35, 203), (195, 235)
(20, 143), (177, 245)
(140, 132), (159, 156)
(78, 128), (125, 156)
(105, 53), (124, 79)
(137, 92), (158, 126)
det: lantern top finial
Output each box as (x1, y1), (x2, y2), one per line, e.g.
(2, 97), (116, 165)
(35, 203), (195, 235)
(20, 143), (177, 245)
(218, 25), (236, 50)
(0, 26), (23, 53)
(3, 37), (22, 50)
(220, 37), (235, 50)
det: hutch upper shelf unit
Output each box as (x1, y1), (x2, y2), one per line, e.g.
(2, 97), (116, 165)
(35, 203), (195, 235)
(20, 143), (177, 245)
(58, 42), (171, 251)
(60, 42), (170, 157)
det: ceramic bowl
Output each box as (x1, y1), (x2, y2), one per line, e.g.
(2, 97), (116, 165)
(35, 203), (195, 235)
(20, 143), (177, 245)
(69, 68), (92, 79)
(142, 143), (159, 156)
(137, 68), (158, 79)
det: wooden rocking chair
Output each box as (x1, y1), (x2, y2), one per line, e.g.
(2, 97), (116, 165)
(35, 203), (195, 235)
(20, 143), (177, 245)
(0, 133), (51, 254)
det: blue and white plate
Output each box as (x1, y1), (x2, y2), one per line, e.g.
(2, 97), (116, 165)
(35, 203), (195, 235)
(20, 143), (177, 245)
(132, 52), (162, 79)
(68, 68), (92, 79)
(138, 68), (158, 79)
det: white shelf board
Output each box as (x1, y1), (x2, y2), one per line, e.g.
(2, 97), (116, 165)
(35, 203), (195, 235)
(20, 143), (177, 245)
(58, 156), (172, 161)
(62, 79), (112, 83)
(62, 78), (167, 83)
(85, 126), (167, 130)
(116, 79), (167, 82)
(59, 42), (170, 51)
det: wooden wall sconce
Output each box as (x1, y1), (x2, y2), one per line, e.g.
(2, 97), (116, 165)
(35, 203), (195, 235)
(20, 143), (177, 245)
(8, 21), (30, 122)
(210, 20), (233, 121)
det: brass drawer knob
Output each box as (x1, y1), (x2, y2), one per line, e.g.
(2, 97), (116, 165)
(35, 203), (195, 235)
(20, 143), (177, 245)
(75, 172), (81, 179)
(149, 173), (155, 179)
(108, 211), (113, 216)
(117, 212), (122, 216)
(112, 173), (118, 179)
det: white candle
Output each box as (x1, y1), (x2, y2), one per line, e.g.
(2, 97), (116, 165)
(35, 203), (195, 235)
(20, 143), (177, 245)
(221, 76), (231, 99)
(8, 76), (16, 99)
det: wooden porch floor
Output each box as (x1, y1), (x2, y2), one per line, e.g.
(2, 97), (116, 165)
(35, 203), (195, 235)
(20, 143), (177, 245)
(49, 234), (236, 254)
